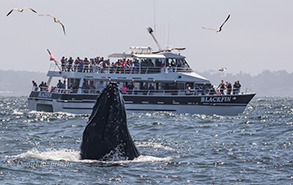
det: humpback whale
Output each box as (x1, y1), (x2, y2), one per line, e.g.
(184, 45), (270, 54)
(80, 82), (140, 160)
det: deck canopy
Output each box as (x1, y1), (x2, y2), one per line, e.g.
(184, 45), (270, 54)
(108, 52), (185, 60)
(108, 53), (135, 58)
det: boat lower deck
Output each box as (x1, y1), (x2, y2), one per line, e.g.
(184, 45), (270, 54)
(28, 91), (255, 115)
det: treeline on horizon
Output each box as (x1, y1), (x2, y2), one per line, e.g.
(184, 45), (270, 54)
(0, 69), (292, 97)
(197, 69), (293, 97)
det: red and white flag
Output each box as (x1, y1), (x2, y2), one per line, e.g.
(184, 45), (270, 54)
(47, 49), (58, 63)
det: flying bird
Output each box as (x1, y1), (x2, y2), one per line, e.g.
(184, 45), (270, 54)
(39, 14), (66, 35)
(6, 7), (37, 16)
(202, 14), (231, 32)
(219, 67), (227, 72)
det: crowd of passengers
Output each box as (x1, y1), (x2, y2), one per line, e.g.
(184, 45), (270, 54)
(32, 79), (241, 95)
(58, 56), (189, 73)
(185, 80), (241, 95)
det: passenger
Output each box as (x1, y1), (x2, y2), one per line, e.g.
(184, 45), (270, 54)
(198, 85), (204, 95)
(114, 59), (120, 73)
(203, 83), (209, 95)
(125, 60), (131, 74)
(236, 80), (241, 94)
(95, 57), (101, 72)
(73, 57), (80, 72)
(32, 80), (38, 91)
(50, 86), (56, 92)
(67, 57), (74, 72)
(78, 58), (84, 72)
(44, 82), (48, 91)
(82, 80), (89, 93)
(83, 57), (90, 73)
(149, 84), (155, 90)
(122, 84), (127, 94)
(109, 62), (114, 73)
(90, 58), (96, 73)
(57, 80), (63, 89)
(39, 81), (44, 91)
(226, 81), (232, 95)
(89, 84), (96, 94)
(167, 65), (173, 73)
(218, 80), (225, 95)
(95, 56), (100, 64)
(102, 60), (107, 73)
(233, 81), (237, 94)
(127, 83), (134, 90)
(62, 80), (66, 89)
(105, 59), (110, 66)
(209, 85), (216, 95)
(133, 61), (139, 74)
(61, 56), (66, 71)
(194, 84), (200, 95)
(120, 60), (125, 73)
(69, 83), (73, 93)
(97, 81), (104, 93)
(216, 89), (221, 95)
(186, 84), (191, 95)
(148, 84), (155, 95)
(155, 59), (162, 67)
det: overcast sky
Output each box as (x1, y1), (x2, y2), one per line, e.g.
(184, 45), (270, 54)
(1, 0), (293, 75)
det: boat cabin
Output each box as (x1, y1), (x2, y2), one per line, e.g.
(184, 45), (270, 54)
(45, 47), (211, 96)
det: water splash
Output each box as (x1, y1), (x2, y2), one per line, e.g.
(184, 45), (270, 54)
(7, 148), (172, 164)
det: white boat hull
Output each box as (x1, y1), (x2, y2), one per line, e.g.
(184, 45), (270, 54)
(28, 93), (252, 116)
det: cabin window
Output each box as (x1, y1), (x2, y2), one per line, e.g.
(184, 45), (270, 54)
(176, 59), (184, 67)
(166, 58), (176, 67)
(140, 59), (154, 67)
(186, 82), (195, 89)
(68, 78), (80, 92)
(177, 82), (185, 89)
(155, 59), (163, 67)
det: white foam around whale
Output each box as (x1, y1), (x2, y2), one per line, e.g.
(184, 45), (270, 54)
(7, 148), (172, 164)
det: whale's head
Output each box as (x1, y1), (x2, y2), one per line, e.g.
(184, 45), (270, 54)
(80, 82), (139, 160)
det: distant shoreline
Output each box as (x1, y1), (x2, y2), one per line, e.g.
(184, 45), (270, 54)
(0, 69), (292, 97)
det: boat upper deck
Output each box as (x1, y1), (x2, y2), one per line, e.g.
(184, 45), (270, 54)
(47, 50), (210, 84)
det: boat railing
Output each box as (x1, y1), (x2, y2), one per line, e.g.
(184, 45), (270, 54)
(49, 63), (192, 74)
(37, 87), (246, 96)
(121, 89), (246, 96)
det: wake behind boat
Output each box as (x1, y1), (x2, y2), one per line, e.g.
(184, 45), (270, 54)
(28, 29), (255, 116)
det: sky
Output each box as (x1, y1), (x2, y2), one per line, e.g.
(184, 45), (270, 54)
(1, 0), (293, 75)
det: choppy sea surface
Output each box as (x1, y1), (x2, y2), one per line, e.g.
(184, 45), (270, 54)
(0, 97), (292, 184)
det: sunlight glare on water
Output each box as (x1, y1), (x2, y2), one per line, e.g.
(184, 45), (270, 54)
(0, 97), (292, 184)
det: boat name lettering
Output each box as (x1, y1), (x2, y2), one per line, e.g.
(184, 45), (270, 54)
(201, 97), (231, 103)
(38, 92), (52, 98)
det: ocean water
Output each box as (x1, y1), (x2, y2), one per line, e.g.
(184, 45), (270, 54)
(0, 97), (292, 184)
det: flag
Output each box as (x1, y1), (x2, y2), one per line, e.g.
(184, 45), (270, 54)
(47, 49), (58, 63)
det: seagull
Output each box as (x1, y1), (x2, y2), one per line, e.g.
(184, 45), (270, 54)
(219, 67), (227, 72)
(6, 7), (37, 16)
(39, 14), (66, 35)
(202, 14), (230, 32)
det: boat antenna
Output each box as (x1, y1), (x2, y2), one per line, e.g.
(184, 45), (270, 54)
(147, 27), (162, 51)
(153, 0), (156, 33)
(167, 23), (170, 46)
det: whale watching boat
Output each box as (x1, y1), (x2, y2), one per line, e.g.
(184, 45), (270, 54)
(28, 28), (255, 115)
